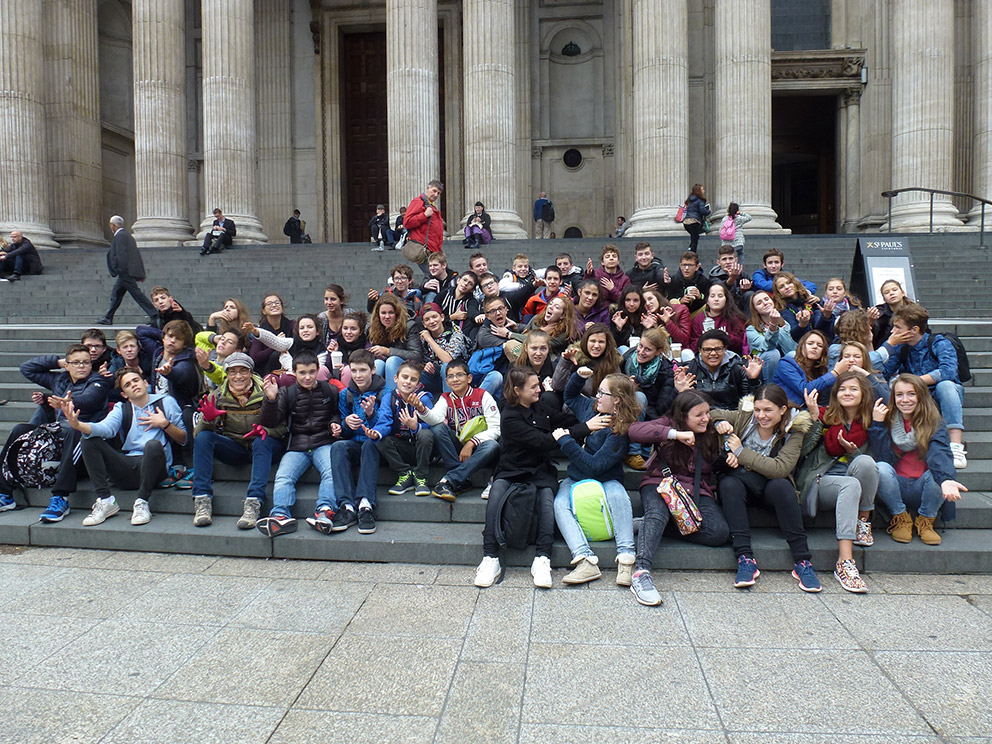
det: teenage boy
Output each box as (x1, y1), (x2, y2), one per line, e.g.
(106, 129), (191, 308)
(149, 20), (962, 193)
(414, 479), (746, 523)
(880, 304), (968, 468)
(81, 328), (114, 378)
(522, 265), (568, 320)
(474, 272), (511, 328)
(150, 286), (203, 334)
(137, 320), (202, 409)
(190, 353), (285, 529)
(626, 242), (666, 290)
(367, 264), (424, 318)
(664, 251), (712, 314)
(0, 344), (111, 521)
(327, 350), (387, 534)
(476, 296), (527, 369)
(411, 360), (501, 501)
(61, 369), (187, 526)
(708, 244), (754, 311)
(751, 248), (817, 295)
(194, 328), (247, 389)
(420, 252), (458, 305)
(469, 252), (490, 302)
(498, 253), (537, 319)
(584, 244), (631, 307)
(256, 351), (341, 537)
(556, 253), (583, 295)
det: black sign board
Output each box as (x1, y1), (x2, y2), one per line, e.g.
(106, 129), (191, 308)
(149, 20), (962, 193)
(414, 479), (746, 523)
(850, 237), (917, 307)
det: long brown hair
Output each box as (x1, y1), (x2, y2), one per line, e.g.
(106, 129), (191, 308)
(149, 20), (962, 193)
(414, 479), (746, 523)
(795, 330), (829, 381)
(662, 390), (720, 471)
(823, 371), (874, 430)
(535, 295), (578, 341)
(747, 290), (779, 331)
(368, 294), (409, 345)
(885, 373), (942, 457)
(772, 272), (812, 310)
(751, 384), (792, 440)
(601, 373), (639, 436)
(217, 297), (250, 335)
(503, 366), (537, 407)
(705, 282), (747, 332)
(839, 341), (877, 374)
(835, 308), (873, 347)
(579, 323), (622, 394)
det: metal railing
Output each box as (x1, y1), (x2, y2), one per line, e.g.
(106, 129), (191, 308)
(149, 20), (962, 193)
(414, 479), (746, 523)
(881, 188), (991, 247)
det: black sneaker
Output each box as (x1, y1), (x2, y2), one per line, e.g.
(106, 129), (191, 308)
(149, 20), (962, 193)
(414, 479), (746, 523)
(357, 508), (376, 534)
(330, 507), (357, 532)
(431, 479), (456, 502)
(388, 471), (416, 495)
(256, 515), (298, 538)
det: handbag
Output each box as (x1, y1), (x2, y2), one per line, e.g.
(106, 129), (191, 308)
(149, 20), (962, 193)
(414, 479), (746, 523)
(675, 203), (686, 223)
(401, 199), (431, 264)
(655, 448), (703, 535)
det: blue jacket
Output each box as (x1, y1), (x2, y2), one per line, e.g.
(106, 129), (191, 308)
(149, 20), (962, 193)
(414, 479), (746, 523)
(371, 389), (434, 441)
(751, 269), (817, 295)
(20, 354), (111, 423)
(559, 428), (628, 484)
(780, 299), (832, 342)
(684, 194), (710, 222)
(772, 353), (838, 407)
(881, 333), (960, 385)
(533, 198), (551, 222)
(337, 375), (387, 442)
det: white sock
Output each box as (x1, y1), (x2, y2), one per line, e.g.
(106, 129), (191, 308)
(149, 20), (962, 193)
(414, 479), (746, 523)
(359, 498), (372, 511)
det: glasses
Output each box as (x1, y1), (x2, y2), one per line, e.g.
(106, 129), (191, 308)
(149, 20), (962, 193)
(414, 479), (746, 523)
(481, 282), (497, 290)
(264, 300), (282, 307)
(227, 367), (252, 376)
(700, 347), (724, 355)
(446, 372), (468, 379)
(595, 389), (613, 399)
(83, 343), (105, 350)
(67, 360), (91, 368)
(486, 307), (505, 315)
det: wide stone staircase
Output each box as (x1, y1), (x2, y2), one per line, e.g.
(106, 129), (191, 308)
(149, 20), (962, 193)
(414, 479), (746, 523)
(0, 233), (989, 572)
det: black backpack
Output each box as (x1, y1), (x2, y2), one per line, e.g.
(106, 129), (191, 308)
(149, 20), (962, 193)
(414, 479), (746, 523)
(1, 423), (64, 487)
(493, 481), (539, 550)
(899, 332), (971, 384)
(120, 398), (186, 461)
(541, 202), (555, 223)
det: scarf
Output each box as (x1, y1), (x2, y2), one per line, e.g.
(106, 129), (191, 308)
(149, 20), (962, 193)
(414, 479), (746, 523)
(289, 335), (324, 358)
(889, 412), (918, 455)
(625, 353), (662, 385)
(337, 333), (368, 364)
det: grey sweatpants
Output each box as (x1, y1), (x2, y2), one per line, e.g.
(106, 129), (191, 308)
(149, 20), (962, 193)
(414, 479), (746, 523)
(816, 454), (879, 540)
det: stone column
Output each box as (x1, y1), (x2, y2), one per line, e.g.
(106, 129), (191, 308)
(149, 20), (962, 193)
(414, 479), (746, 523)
(131, 0), (194, 246)
(969, 0), (991, 226)
(843, 90), (862, 232)
(199, 0), (267, 243)
(461, 0), (526, 238)
(0, 0), (58, 248)
(44, 0), (104, 249)
(387, 0), (440, 221)
(888, 0), (962, 231)
(713, 0), (784, 232)
(623, 0), (688, 236)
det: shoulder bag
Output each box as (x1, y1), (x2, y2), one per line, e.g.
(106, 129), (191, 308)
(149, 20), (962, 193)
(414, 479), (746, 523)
(655, 447), (703, 535)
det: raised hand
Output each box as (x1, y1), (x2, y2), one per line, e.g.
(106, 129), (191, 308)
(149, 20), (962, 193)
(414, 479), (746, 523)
(872, 398), (889, 422)
(659, 306), (676, 324)
(137, 408), (170, 430)
(155, 358), (173, 377)
(241, 321), (257, 337)
(837, 430), (858, 454)
(585, 413), (612, 432)
(576, 366), (594, 379)
(552, 427), (569, 441)
(803, 388), (819, 419)
(195, 347), (211, 370)
(663, 267), (671, 284)
(796, 309), (812, 328)
(866, 306), (881, 321)
(561, 347), (579, 364)
(360, 395), (377, 417)
(743, 356), (765, 380)
(198, 395), (226, 422)
(612, 311), (626, 330)
(398, 407), (419, 431)
(262, 375), (279, 401)
(586, 258), (595, 275)
(941, 479), (968, 502)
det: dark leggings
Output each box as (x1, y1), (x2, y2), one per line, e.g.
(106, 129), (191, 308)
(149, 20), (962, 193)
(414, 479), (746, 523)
(482, 480), (555, 559)
(684, 221), (703, 251)
(719, 471), (811, 562)
(635, 483), (730, 572)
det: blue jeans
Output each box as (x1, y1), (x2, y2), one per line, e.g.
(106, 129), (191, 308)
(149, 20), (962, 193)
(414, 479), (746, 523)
(331, 438), (380, 509)
(382, 355), (404, 391)
(758, 349), (781, 383)
(932, 380), (964, 431)
(876, 461), (946, 519)
(553, 478), (635, 560)
(270, 446), (335, 518)
(192, 431), (282, 502)
(421, 367), (442, 395)
(430, 424), (499, 487)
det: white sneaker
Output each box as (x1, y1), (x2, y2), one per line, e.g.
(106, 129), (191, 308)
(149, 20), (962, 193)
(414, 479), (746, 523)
(474, 556), (502, 588)
(950, 442), (968, 469)
(480, 481), (492, 500)
(531, 555), (552, 589)
(131, 498), (151, 525)
(82, 496), (120, 526)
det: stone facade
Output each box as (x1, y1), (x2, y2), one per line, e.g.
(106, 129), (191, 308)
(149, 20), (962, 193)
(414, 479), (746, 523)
(0, 0), (987, 247)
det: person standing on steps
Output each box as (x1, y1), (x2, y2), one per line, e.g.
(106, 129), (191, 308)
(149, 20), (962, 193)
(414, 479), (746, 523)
(97, 216), (157, 326)
(681, 183), (710, 252)
(403, 180), (445, 276)
(283, 209), (304, 244)
(533, 191), (554, 239)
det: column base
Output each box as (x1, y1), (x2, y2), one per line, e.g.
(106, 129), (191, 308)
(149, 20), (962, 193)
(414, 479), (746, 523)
(0, 221), (59, 250)
(964, 205), (992, 231)
(52, 232), (108, 250)
(464, 209), (527, 240)
(196, 214), (268, 244)
(888, 201), (964, 232)
(735, 205), (789, 234)
(623, 207), (690, 237)
(133, 217), (195, 247)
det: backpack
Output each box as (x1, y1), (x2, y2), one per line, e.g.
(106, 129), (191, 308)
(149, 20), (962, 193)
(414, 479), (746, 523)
(493, 480), (539, 550)
(899, 332), (972, 384)
(120, 398), (186, 461)
(719, 215), (736, 242)
(469, 346), (502, 379)
(569, 479), (615, 541)
(1, 423), (64, 487)
(541, 201), (555, 223)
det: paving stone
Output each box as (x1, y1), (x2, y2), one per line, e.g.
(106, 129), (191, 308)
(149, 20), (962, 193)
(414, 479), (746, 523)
(205, 555), (327, 579)
(0, 612), (100, 684)
(0, 688), (140, 744)
(518, 725), (728, 744)
(1, 566), (163, 619)
(100, 699), (285, 744)
(228, 578), (370, 634)
(0, 545), (110, 567)
(268, 710), (438, 744)
(346, 584), (478, 639)
(435, 661), (525, 744)
(320, 561), (439, 584)
(461, 587), (533, 664)
(725, 735), (941, 743)
(117, 573), (270, 626)
(98, 550), (220, 574)
(869, 573), (992, 595)
(0, 561), (69, 605)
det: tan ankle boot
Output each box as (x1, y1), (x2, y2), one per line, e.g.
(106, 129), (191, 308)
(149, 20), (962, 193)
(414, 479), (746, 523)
(886, 511), (913, 543)
(914, 514), (942, 545)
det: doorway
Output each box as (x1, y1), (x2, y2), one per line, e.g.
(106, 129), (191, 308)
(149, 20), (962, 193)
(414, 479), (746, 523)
(771, 95), (836, 233)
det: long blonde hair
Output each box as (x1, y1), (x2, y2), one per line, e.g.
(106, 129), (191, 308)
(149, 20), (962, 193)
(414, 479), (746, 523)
(602, 373), (639, 436)
(535, 296), (578, 341)
(885, 374), (943, 457)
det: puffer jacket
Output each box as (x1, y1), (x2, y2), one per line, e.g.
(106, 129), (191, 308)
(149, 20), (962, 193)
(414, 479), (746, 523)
(710, 407), (814, 484)
(260, 381), (340, 452)
(685, 351), (753, 410)
(194, 376), (286, 448)
(20, 354), (111, 423)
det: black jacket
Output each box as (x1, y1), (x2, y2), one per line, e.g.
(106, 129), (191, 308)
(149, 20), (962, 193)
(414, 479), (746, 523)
(209, 218), (236, 248)
(155, 305), (203, 335)
(20, 354), (110, 423)
(283, 216), (303, 243)
(107, 229), (145, 279)
(3, 237), (43, 275)
(686, 352), (752, 410)
(261, 381), (340, 452)
(665, 269), (711, 314)
(622, 348), (676, 420)
(495, 404), (587, 490)
(627, 259), (665, 289)
(137, 326), (202, 409)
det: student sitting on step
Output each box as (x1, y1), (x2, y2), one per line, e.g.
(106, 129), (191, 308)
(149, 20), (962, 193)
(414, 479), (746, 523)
(583, 244), (630, 309)
(367, 293), (423, 389)
(772, 272), (832, 343)
(136, 320), (202, 411)
(242, 313), (332, 385)
(149, 285), (203, 335)
(750, 247), (817, 296)
(107, 330), (154, 387)
(194, 328), (248, 390)
(367, 264), (424, 319)
(498, 253), (537, 321)
(521, 265), (570, 323)
(60, 369), (187, 528)
(255, 351), (341, 538)
(420, 252), (458, 306)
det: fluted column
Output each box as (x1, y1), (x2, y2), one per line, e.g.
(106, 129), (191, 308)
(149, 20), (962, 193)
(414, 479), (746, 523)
(461, 0), (526, 238)
(623, 0), (688, 236)
(888, 0), (962, 231)
(131, 0), (194, 246)
(969, 0), (991, 226)
(843, 90), (862, 232)
(387, 0), (440, 221)
(0, 0), (58, 248)
(713, 0), (784, 232)
(199, 0), (267, 243)
(257, 0), (294, 241)
(44, 0), (104, 248)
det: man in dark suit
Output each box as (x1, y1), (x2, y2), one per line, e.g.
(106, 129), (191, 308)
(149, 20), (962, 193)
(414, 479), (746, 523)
(97, 216), (157, 325)
(283, 209), (303, 243)
(200, 207), (237, 255)
(0, 230), (44, 281)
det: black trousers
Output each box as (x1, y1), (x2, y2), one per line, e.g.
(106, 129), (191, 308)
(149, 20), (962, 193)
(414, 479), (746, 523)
(104, 275), (157, 321)
(376, 429), (434, 479)
(482, 479), (555, 559)
(684, 221), (703, 251)
(81, 437), (167, 502)
(0, 424), (83, 497)
(718, 470), (811, 562)
(635, 484), (730, 572)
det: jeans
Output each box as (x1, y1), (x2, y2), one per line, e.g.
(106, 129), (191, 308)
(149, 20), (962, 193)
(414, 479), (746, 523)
(104, 275), (157, 321)
(331, 438), (381, 509)
(191, 431), (282, 502)
(932, 380), (964, 431)
(629, 392), (650, 458)
(719, 470), (810, 562)
(635, 484), (730, 572)
(758, 349), (781, 383)
(271, 446), (335, 518)
(482, 479), (555, 558)
(0, 254), (25, 275)
(876, 461), (946, 519)
(376, 429), (434, 479)
(431, 425), (499, 488)
(554, 478), (635, 561)
(814, 455), (878, 540)
(80, 437), (167, 502)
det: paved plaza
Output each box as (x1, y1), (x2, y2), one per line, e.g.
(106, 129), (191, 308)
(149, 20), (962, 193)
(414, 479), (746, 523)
(1, 545), (990, 743)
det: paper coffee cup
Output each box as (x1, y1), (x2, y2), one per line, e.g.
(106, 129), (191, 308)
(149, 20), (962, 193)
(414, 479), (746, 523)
(330, 350), (343, 368)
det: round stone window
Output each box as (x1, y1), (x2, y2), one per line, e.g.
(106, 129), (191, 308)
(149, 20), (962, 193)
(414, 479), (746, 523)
(563, 148), (582, 169)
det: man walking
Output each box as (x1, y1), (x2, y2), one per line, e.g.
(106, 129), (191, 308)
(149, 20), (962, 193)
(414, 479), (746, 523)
(98, 216), (157, 325)
(283, 209), (304, 243)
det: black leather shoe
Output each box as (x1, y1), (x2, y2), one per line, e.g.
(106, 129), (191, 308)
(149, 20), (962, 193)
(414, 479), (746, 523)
(96, 318), (112, 325)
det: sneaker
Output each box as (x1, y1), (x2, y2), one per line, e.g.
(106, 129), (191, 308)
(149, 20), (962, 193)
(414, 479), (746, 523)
(791, 560), (822, 593)
(624, 454), (647, 471)
(357, 507), (376, 534)
(237, 498), (262, 530)
(834, 559), (868, 593)
(854, 518), (874, 547)
(130, 498), (151, 526)
(256, 514), (298, 537)
(39, 495), (69, 522)
(474, 556), (502, 587)
(330, 506), (357, 532)
(562, 557), (601, 585)
(480, 481), (492, 500)
(431, 479), (456, 502)
(630, 570), (663, 606)
(314, 507), (334, 526)
(174, 468), (195, 490)
(531, 555), (552, 589)
(0, 493), (16, 512)
(388, 471), (416, 495)
(371, 245), (385, 252)
(414, 476), (430, 498)
(950, 442), (967, 469)
(82, 496), (120, 526)
(616, 555), (635, 587)
(886, 511), (913, 543)
(193, 495), (212, 526)
(915, 514), (942, 546)
(734, 555), (760, 588)
(158, 466), (183, 488)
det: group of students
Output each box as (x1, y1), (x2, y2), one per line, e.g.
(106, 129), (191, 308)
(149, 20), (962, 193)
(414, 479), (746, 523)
(0, 241), (969, 604)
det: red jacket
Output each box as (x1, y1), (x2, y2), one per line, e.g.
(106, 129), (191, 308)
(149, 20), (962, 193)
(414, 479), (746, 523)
(823, 416), (869, 457)
(404, 193), (444, 253)
(689, 313), (749, 356)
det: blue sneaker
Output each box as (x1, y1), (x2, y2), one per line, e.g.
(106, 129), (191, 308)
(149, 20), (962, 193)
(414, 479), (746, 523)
(0, 493), (16, 512)
(39, 496), (70, 523)
(734, 555), (760, 588)
(792, 560), (822, 593)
